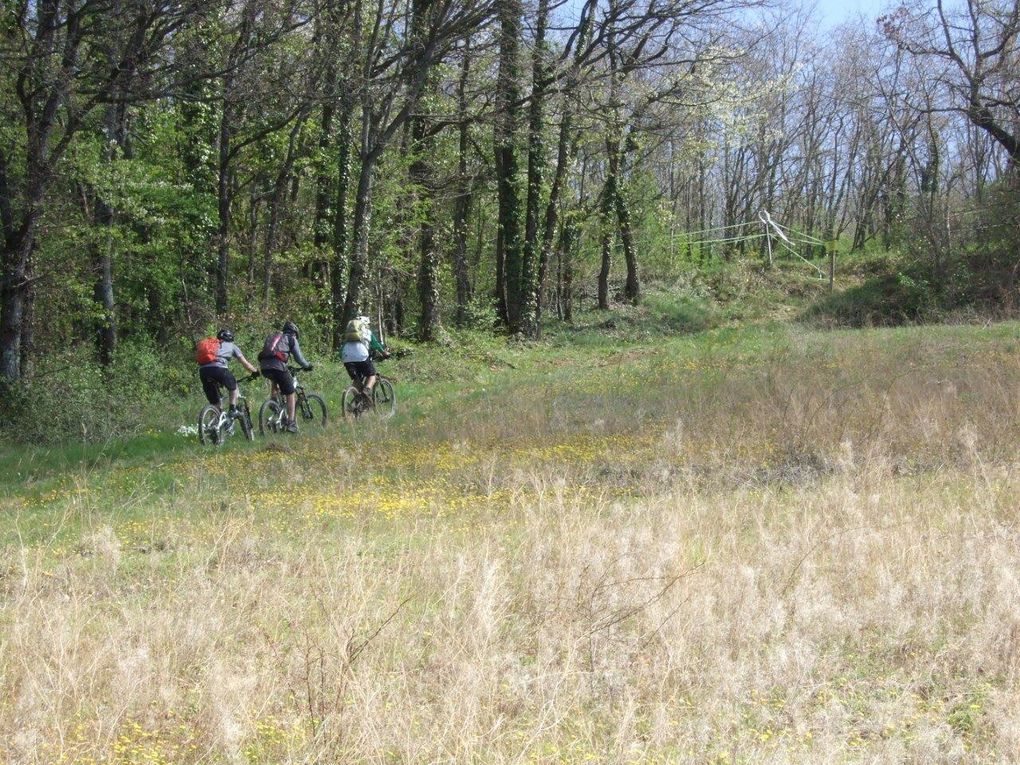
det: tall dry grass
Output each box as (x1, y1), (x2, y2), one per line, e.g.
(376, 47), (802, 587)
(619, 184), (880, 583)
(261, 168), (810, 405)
(2, 325), (1020, 763)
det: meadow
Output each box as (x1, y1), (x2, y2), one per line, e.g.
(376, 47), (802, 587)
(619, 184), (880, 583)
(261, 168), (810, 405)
(2, 315), (1020, 763)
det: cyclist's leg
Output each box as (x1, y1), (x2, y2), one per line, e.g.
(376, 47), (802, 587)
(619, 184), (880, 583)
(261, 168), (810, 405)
(222, 370), (239, 411)
(343, 362), (359, 383)
(261, 366), (281, 402)
(199, 366), (225, 409)
(266, 368), (298, 428)
(351, 359), (377, 393)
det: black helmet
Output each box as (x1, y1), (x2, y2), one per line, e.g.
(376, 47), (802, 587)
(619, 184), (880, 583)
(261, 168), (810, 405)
(216, 328), (234, 342)
(282, 320), (299, 337)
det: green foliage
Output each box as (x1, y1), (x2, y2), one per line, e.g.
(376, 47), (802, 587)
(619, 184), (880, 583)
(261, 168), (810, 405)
(806, 269), (937, 327)
(1, 342), (184, 444)
(457, 295), (499, 331)
(640, 291), (716, 334)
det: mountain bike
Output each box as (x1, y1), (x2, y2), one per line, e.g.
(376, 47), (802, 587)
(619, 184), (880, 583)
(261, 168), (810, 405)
(198, 373), (258, 445)
(341, 360), (395, 419)
(258, 366), (328, 434)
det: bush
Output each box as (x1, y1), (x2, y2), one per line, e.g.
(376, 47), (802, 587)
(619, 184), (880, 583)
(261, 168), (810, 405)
(642, 291), (716, 334)
(2, 341), (183, 444)
(805, 270), (938, 327)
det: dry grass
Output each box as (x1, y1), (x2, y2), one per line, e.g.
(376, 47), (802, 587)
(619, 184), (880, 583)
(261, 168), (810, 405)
(2, 324), (1020, 763)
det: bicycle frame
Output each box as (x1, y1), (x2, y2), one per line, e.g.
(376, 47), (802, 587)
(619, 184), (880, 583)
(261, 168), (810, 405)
(258, 366), (327, 433)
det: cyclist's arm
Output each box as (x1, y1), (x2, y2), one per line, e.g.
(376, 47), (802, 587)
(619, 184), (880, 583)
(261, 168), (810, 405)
(235, 349), (258, 374)
(290, 337), (311, 368)
(369, 332), (387, 355)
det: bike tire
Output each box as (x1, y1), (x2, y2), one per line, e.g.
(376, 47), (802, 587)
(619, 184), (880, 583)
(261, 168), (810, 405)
(301, 393), (328, 427)
(239, 403), (255, 441)
(373, 378), (396, 418)
(198, 405), (222, 446)
(258, 398), (284, 436)
(340, 386), (362, 419)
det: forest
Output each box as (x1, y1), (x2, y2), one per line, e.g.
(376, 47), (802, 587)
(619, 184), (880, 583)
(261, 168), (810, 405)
(1, 0), (1019, 437)
(6, 1), (1020, 759)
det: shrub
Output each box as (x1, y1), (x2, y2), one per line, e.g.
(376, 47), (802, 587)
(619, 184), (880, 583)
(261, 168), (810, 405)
(2, 341), (182, 444)
(805, 270), (938, 327)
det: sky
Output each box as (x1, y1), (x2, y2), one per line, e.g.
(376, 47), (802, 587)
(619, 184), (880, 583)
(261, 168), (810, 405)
(812, 0), (893, 28)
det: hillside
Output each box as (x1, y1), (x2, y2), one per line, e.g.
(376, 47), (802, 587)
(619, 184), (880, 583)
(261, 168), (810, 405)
(3, 318), (1020, 762)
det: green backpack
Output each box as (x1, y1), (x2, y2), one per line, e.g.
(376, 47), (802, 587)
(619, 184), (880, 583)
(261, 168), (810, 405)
(343, 318), (369, 343)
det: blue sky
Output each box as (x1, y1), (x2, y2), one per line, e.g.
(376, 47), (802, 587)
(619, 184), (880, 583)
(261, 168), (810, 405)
(812, 0), (893, 28)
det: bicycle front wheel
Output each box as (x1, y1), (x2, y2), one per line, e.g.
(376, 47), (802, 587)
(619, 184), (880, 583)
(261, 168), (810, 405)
(198, 405), (222, 446)
(300, 393), (327, 427)
(239, 402), (255, 441)
(340, 386), (362, 419)
(258, 398), (284, 436)
(373, 378), (396, 418)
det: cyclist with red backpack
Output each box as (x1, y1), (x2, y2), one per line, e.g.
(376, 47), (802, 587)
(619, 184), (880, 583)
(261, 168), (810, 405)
(197, 329), (259, 419)
(258, 320), (313, 433)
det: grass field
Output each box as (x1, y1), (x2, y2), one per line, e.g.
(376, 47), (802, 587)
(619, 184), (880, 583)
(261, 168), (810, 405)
(3, 315), (1020, 763)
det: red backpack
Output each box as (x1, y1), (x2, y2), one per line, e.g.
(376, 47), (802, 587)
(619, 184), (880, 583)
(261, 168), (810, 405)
(195, 337), (221, 365)
(259, 332), (288, 363)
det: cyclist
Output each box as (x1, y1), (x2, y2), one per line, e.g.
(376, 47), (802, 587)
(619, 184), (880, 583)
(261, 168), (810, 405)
(197, 329), (259, 421)
(341, 313), (388, 407)
(259, 320), (313, 433)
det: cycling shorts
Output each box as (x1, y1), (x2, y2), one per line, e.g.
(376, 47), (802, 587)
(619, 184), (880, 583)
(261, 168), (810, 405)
(344, 360), (377, 381)
(261, 366), (296, 396)
(199, 365), (237, 405)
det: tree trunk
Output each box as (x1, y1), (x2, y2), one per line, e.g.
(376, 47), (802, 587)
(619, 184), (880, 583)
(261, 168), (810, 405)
(559, 208), (577, 322)
(0, 211), (40, 384)
(610, 137), (639, 304)
(330, 100), (354, 350)
(342, 124), (377, 327)
(410, 118), (439, 341)
(313, 101), (336, 251)
(518, 0), (549, 338)
(264, 120), (303, 308)
(409, 0), (440, 342)
(537, 105), (577, 328)
(451, 40), (473, 326)
(20, 258), (35, 378)
(215, 96), (233, 314)
(94, 227), (117, 365)
(598, 180), (613, 310)
(264, 170), (286, 308)
(494, 0), (522, 330)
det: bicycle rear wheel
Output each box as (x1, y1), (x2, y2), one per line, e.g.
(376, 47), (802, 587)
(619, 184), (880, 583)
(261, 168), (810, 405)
(198, 405), (222, 446)
(300, 393), (327, 427)
(258, 398), (284, 435)
(373, 378), (396, 417)
(340, 386), (363, 419)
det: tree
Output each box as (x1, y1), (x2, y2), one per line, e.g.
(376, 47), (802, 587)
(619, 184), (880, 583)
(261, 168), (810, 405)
(0, 0), (209, 383)
(339, 0), (496, 335)
(883, 0), (1020, 169)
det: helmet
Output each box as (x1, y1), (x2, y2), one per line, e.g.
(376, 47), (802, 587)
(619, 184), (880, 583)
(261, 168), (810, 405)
(216, 328), (234, 342)
(357, 315), (370, 324)
(281, 321), (299, 337)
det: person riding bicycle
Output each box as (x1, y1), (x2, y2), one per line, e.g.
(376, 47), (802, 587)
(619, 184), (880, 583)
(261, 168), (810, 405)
(259, 320), (313, 433)
(341, 314), (388, 407)
(197, 329), (259, 420)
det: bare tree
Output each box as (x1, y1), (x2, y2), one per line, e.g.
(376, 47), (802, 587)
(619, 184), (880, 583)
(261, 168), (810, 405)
(883, 0), (1020, 169)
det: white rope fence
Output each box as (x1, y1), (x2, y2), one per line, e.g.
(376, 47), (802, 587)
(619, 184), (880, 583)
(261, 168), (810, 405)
(666, 210), (831, 280)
